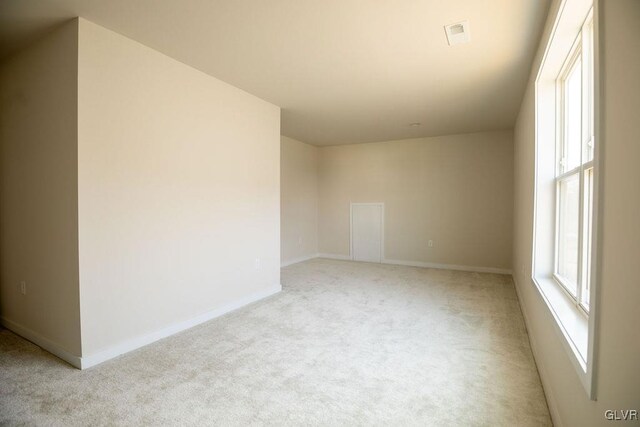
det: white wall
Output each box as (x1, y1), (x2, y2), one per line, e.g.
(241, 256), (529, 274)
(77, 19), (281, 357)
(280, 136), (318, 266)
(0, 20), (81, 357)
(513, 0), (640, 424)
(317, 130), (514, 271)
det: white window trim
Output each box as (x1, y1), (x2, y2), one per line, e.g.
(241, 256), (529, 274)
(532, 0), (601, 400)
(552, 17), (593, 315)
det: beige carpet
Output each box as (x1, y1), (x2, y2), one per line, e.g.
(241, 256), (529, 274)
(0, 258), (551, 426)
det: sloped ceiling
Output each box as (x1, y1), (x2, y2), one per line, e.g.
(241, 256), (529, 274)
(0, 0), (550, 145)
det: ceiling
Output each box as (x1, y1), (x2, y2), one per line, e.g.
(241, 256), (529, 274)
(0, 0), (550, 146)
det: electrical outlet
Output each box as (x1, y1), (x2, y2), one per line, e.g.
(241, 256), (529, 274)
(428, 240), (434, 248)
(298, 237), (303, 245)
(255, 258), (261, 270)
(20, 281), (27, 295)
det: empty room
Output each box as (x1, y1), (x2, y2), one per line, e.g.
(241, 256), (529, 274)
(0, 0), (638, 425)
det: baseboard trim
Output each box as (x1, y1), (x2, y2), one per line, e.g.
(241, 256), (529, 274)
(311, 253), (511, 275)
(317, 253), (352, 261)
(79, 283), (281, 369)
(512, 276), (563, 427)
(382, 258), (512, 275)
(0, 317), (82, 368)
(281, 253), (319, 267)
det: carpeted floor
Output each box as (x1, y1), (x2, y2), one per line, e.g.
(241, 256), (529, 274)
(0, 259), (551, 426)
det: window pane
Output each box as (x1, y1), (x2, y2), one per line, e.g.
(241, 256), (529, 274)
(565, 59), (582, 171)
(581, 168), (594, 309)
(557, 173), (580, 295)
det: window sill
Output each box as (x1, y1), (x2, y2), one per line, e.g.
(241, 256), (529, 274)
(531, 275), (588, 371)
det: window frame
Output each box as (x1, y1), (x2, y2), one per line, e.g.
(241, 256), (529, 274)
(552, 12), (594, 315)
(531, 0), (600, 400)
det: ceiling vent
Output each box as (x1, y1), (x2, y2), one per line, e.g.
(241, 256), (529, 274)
(444, 21), (470, 46)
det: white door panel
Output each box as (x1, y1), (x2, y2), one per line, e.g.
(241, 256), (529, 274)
(351, 203), (383, 263)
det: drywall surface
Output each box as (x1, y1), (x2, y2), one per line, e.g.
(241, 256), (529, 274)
(512, 0), (640, 424)
(77, 19), (280, 356)
(280, 136), (318, 265)
(318, 130), (514, 271)
(0, 20), (81, 356)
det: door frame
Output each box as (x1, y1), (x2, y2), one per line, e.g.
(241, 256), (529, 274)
(349, 202), (385, 262)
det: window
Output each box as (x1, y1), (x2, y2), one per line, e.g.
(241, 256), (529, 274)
(533, 0), (597, 398)
(554, 14), (594, 312)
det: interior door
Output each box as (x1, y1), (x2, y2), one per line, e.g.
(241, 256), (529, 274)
(351, 203), (383, 263)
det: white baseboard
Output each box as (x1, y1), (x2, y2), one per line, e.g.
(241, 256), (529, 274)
(313, 253), (512, 274)
(3, 285), (281, 370)
(0, 317), (82, 368)
(281, 253), (319, 267)
(317, 253), (352, 261)
(382, 258), (512, 275)
(512, 276), (563, 427)
(79, 284), (281, 369)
